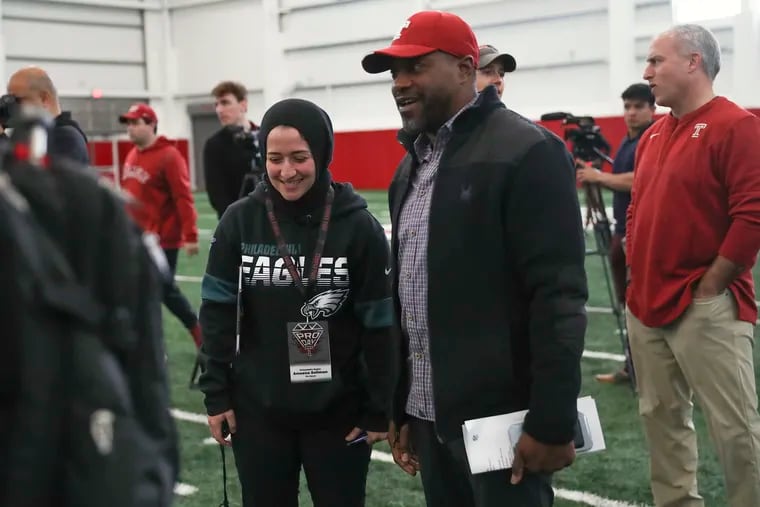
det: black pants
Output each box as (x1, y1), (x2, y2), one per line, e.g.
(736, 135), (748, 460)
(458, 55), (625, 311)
(609, 233), (627, 308)
(162, 248), (197, 330)
(231, 407), (371, 507)
(410, 418), (555, 507)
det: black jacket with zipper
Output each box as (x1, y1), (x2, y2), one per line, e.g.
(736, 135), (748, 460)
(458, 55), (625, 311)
(199, 181), (395, 432)
(388, 85), (588, 444)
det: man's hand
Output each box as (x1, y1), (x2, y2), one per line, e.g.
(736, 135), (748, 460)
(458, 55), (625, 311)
(184, 242), (200, 256)
(576, 165), (603, 184)
(345, 426), (387, 445)
(388, 421), (420, 476)
(693, 281), (722, 299)
(510, 432), (575, 484)
(208, 409), (236, 447)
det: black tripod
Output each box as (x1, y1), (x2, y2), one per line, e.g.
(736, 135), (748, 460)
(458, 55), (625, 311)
(582, 149), (636, 392)
(189, 354), (203, 389)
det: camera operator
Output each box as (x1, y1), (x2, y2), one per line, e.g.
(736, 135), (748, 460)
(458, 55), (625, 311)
(576, 83), (655, 384)
(476, 44), (516, 99)
(6, 67), (89, 166)
(202, 81), (261, 219)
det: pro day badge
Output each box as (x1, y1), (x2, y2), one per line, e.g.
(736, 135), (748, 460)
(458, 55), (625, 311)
(288, 288), (349, 383)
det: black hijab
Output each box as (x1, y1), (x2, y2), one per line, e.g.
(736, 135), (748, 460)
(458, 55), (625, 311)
(258, 98), (334, 215)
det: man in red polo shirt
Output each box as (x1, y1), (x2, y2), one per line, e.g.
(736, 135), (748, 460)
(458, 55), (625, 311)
(119, 103), (202, 351)
(627, 24), (760, 507)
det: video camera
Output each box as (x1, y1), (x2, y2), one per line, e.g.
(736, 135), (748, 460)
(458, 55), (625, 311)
(0, 94), (20, 129)
(228, 125), (263, 172)
(540, 112), (611, 164)
(227, 124), (264, 198)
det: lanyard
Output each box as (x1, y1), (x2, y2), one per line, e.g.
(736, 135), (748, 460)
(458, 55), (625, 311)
(264, 185), (334, 299)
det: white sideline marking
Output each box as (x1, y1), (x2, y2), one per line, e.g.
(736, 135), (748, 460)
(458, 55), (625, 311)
(181, 414), (642, 507)
(371, 450), (395, 463)
(586, 305), (613, 314)
(583, 350), (625, 362)
(170, 408), (207, 424)
(175, 274), (203, 283)
(174, 482), (198, 496)
(554, 488), (647, 507)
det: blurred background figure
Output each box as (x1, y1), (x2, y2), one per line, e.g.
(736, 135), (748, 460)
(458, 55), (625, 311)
(203, 80), (262, 219)
(476, 44), (516, 99)
(119, 103), (203, 353)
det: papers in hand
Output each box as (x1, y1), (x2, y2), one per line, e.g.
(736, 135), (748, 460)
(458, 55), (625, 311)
(461, 396), (605, 475)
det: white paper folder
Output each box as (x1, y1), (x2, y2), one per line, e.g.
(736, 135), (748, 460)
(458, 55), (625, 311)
(461, 396), (606, 475)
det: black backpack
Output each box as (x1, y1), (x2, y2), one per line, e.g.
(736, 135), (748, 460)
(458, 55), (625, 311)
(0, 156), (179, 507)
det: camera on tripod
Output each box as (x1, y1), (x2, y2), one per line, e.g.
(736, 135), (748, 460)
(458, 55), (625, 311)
(227, 124), (264, 198)
(540, 112), (611, 164)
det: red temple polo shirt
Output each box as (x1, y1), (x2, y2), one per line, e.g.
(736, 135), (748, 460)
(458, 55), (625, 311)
(626, 96), (760, 327)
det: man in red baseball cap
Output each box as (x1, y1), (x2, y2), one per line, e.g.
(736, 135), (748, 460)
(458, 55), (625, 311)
(118, 102), (203, 358)
(369, 10), (586, 507)
(119, 102), (158, 124)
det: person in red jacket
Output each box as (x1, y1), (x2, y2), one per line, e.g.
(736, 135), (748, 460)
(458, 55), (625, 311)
(119, 103), (202, 350)
(627, 24), (760, 507)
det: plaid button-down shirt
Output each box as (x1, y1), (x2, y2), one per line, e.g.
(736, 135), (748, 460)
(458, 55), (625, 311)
(398, 97), (477, 421)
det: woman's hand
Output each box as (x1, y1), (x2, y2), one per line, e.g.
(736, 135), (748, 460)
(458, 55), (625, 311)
(345, 426), (386, 445)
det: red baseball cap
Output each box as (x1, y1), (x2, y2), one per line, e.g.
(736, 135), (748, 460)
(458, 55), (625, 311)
(361, 11), (479, 74)
(119, 102), (158, 124)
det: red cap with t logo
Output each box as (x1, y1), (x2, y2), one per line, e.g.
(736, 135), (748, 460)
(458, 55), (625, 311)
(361, 11), (479, 74)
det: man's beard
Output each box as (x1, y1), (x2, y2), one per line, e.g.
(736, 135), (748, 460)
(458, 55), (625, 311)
(400, 95), (450, 137)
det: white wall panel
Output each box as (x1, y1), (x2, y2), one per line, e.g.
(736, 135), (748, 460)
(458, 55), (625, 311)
(290, 81), (398, 132)
(286, 40), (388, 90)
(3, 19), (144, 63)
(507, 64), (612, 119)
(3, 0), (142, 26)
(435, 0), (607, 28)
(634, 0), (672, 37)
(281, 0), (417, 50)
(472, 12), (609, 69)
(4, 59), (146, 92)
(171, 0), (266, 96)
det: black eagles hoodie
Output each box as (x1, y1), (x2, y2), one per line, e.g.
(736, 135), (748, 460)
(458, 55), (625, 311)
(198, 99), (394, 432)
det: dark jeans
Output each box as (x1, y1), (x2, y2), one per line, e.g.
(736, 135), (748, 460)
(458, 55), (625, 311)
(410, 418), (554, 507)
(162, 248), (197, 330)
(231, 406), (371, 507)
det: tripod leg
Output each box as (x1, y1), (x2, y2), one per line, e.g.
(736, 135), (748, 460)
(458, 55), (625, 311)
(594, 226), (636, 393)
(189, 355), (201, 389)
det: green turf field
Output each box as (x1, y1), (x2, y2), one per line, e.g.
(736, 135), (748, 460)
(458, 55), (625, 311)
(165, 190), (750, 507)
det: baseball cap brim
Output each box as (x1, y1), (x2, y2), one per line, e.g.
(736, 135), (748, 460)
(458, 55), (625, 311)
(361, 45), (438, 74)
(479, 53), (517, 73)
(118, 112), (140, 123)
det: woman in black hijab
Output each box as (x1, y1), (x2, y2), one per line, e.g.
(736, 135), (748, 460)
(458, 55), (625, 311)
(198, 98), (394, 507)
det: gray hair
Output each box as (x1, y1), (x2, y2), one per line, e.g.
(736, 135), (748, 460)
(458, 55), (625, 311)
(662, 24), (721, 80)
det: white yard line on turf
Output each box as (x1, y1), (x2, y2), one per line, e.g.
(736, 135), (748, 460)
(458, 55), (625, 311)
(554, 488), (648, 507)
(175, 274), (203, 283)
(583, 350), (625, 362)
(176, 411), (642, 507)
(173, 483), (198, 496)
(171, 408), (208, 424)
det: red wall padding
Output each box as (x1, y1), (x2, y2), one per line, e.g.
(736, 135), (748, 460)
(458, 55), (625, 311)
(88, 109), (760, 190)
